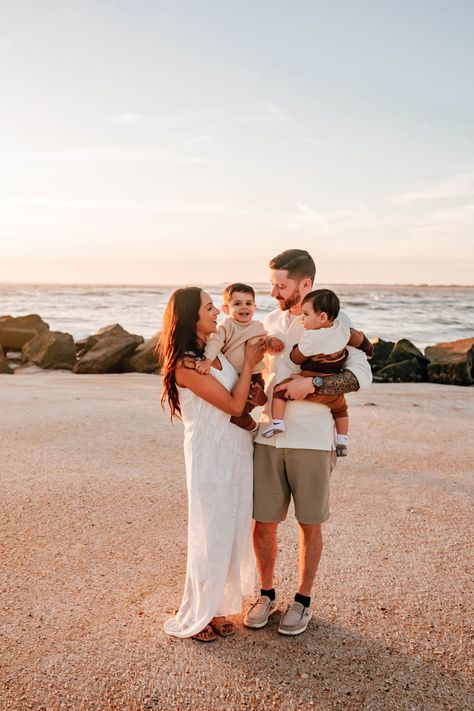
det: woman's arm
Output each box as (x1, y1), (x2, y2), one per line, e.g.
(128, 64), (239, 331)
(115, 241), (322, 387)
(176, 338), (265, 416)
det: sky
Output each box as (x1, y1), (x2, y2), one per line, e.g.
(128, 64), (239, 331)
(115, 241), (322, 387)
(1, 1), (473, 285)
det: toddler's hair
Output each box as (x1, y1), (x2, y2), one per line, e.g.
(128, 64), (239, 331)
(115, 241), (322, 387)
(302, 289), (340, 321)
(223, 283), (256, 305)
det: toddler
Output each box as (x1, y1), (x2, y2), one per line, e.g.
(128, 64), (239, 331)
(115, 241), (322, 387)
(197, 283), (282, 433)
(263, 288), (373, 456)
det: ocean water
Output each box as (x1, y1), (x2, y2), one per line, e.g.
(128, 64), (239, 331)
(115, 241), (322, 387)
(0, 283), (473, 351)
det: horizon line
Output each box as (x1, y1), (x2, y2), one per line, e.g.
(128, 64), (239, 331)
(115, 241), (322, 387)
(0, 280), (473, 289)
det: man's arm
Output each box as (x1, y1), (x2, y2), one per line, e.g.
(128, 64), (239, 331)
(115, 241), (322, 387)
(316, 369), (360, 395)
(273, 347), (372, 400)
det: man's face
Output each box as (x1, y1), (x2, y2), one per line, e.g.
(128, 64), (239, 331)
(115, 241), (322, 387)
(269, 269), (308, 311)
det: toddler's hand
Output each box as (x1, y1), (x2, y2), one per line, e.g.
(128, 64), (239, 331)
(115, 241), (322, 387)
(266, 336), (285, 353)
(195, 358), (212, 375)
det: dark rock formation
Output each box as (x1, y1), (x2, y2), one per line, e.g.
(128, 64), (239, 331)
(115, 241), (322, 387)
(121, 334), (160, 374)
(0, 314), (49, 350)
(0, 345), (13, 374)
(373, 357), (425, 383)
(387, 339), (429, 366)
(73, 324), (143, 374)
(22, 331), (77, 370)
(425, 337), (474, 386)
(369, 338), (395, 372)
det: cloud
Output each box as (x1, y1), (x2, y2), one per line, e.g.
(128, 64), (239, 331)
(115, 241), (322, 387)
(2, 146), (213, 166)
(408, 202), (474, 237)
(282, 203), (326, 229)
(264, 104), (289, 123)
(108, 113), (143, 124)
(391, 174), (474, 206)
(281, 203), (373, 232)
(296, 136), (323, 145)
(13, 197), (255, 216)
(183, 132), (214, 146)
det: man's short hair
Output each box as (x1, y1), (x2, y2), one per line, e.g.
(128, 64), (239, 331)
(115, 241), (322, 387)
(223, 282), (256, 305)
(302, 289), (340, 321)
(269, 249), (315, 282)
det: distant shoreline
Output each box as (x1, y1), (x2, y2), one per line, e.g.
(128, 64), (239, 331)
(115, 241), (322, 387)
(1, 281), (474, 289)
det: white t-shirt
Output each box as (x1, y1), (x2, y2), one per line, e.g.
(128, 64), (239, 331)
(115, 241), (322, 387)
(255, 309), (372, 451)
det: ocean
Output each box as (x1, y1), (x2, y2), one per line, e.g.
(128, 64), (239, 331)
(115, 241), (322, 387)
(0, 283), (473, 351)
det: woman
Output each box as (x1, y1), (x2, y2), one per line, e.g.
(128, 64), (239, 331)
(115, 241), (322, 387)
(159, 287), (265, 642)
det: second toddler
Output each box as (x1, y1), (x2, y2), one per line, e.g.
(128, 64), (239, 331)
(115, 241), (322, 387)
(262, 288), (373, 455)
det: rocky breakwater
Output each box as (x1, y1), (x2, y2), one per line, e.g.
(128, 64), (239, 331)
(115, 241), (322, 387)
(371, 337), (474, 386)
(0, 315), (160, 375)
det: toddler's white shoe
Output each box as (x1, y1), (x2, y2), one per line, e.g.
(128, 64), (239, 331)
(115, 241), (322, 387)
(262, 421), (285, 438)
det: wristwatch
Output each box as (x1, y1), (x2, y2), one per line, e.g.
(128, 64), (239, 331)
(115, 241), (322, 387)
(312, 376), (324, 392)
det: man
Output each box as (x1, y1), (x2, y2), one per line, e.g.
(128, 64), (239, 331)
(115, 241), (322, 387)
(244, 249), (372, 635)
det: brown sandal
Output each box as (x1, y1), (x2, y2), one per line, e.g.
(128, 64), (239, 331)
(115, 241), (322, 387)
(209, 616), (236, 637)
(191, 624), (218, 642)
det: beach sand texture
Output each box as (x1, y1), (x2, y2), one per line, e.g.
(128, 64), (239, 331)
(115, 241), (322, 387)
(1, 372), (473, 711)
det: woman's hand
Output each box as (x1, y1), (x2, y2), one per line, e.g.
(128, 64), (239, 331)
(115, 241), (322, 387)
(244, 337), (266, 367)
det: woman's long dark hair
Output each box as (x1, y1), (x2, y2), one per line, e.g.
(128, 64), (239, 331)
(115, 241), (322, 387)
(156, 287), (204, 419)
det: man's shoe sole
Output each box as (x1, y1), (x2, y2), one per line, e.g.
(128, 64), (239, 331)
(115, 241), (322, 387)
(278, 612), (312, 636)
(243, 606), (278, 629)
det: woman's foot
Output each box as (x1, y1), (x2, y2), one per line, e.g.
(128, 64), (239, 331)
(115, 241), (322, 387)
(191, 624), (218, 642)
(209, 616), (236, 637)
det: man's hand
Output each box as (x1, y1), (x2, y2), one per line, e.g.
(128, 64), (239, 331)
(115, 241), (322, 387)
(266, 336), (285, 353)
(273, 374), (315, 401)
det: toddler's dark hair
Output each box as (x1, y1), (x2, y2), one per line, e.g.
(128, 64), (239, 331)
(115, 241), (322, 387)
(302, 289), (340, 320)
(223, 283), (255, 304)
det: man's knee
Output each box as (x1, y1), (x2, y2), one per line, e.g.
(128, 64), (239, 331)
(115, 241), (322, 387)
(254, 521), (278, 538)
(299, 522), (323, 540)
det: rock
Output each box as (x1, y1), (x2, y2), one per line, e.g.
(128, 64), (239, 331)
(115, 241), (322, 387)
(425, 337), (474, 386)
(387, 339), (428, 365)
(0, 345), (13, 374)
(121, 334), (160, 374)
(370, 338), (395, 371)
(21, 331), (77, 370)
(373, 358), (426, 383)
(0, 360), (13, 374)
(76, 323), (144, 355)
(0, 314), (49, 350)
(73, 324), (143, 374)
(75, 336), (96, 357)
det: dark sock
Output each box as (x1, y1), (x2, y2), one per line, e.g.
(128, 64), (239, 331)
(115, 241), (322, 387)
(295, 592), (311, 608)
(261, 588), (275, 601)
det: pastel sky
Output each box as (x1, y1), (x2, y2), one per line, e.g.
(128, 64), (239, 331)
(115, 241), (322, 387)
(1, 1), (473, 285)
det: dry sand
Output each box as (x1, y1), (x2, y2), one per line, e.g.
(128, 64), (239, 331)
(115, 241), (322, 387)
(0, 371), (473, 711)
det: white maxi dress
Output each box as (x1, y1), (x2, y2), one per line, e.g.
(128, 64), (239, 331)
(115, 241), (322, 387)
(164, 354), (255, 638)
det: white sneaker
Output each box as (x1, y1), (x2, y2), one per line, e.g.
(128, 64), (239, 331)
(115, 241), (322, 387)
(262, 422), (285, 438)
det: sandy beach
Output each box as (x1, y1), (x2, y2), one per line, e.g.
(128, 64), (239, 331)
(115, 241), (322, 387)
(1, 372), (472, 711)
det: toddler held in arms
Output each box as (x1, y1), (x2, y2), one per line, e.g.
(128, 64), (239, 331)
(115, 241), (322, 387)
(263, 288), (373, 456)
(197, 283), (283, 434)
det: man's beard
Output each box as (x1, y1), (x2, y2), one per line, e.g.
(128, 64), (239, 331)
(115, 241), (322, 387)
(276, 285), (301, 311)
